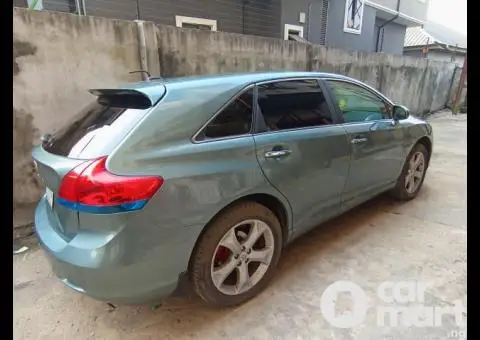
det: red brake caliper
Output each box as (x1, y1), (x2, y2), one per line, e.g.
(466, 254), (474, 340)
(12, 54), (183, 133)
(214, 246), (230, 264)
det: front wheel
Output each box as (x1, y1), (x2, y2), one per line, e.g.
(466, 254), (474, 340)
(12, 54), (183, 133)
(391, 143), (429, 201)
(190, 202), (283, 307)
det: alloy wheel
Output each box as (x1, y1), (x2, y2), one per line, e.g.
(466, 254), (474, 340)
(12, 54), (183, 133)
(210, 219), (275, 296)
(405, 151), (426, 194)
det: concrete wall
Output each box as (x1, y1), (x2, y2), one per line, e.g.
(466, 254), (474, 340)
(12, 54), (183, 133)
(156, 25), (309, 77)
(429, 51), (465, 67)
(400, 50), (467, 109)
(13, 8), (146, 227)
(13, 8), (459, 229)
(404, 49), (465, 67)
(309, 46), (456, 115)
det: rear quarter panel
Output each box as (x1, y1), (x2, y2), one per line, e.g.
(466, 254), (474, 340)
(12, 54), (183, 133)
(86, 81), (294, 288)
(102, 135), (291, 274)
(100, 84), (295, 277)
(106, 83), (292, 230)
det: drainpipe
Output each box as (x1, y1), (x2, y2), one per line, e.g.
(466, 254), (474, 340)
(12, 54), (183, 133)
(242, 0), (249, 34)
(306, 3), (312, 41)
(74, 0), (81, 15)
(81, 0), (87, 15)
(135, 20), (149, 81)
(375, 0), (401, 52)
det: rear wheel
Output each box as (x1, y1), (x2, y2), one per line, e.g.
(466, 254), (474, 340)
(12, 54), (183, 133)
(391, 143), (429, 201)
(190, 202), (283, 307)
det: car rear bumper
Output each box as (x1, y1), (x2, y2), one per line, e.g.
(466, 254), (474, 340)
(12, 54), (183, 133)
(45, 251), (180, 304)
(34, 197), (202, 305)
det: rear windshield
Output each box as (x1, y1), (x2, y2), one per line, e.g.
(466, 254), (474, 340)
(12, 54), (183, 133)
(42, 94), (152, 159)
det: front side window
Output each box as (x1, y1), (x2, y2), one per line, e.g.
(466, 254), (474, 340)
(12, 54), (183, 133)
(257, 79), (334, 131)
(202, 89), (254, 139)
(326, 80), (392, 123)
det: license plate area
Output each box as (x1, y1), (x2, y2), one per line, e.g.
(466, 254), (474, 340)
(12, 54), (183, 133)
(45, 188), (54, 208)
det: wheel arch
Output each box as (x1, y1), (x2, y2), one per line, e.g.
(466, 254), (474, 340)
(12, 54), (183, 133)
(394, 133), (432, 186)
(186, 192), (292, 272)
(416, 136), (432, 167)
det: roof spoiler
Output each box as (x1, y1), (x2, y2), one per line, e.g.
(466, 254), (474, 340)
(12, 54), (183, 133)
(89, 85), (166, 109)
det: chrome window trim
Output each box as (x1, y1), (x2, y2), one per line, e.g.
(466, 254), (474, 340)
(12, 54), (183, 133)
(191, 76), (396, 143)
(252, 121), (345, 137)
(254, 76), (322, 85)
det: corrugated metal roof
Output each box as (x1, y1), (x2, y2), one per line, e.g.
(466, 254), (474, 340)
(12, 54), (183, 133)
(404, 26), (439, 47)
(404, 22), (467, 48)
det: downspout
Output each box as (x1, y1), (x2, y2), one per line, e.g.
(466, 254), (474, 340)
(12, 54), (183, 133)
(242, 0), (249, 34)
(74, 0), (81, 15)
(81, 0), (87, 15)
(375, 0), (401, 52)
(306, 3), (312, 41)
(74, 0), (87, 15)
(136, 0), (140, 20)
(135, 20), (149, 81)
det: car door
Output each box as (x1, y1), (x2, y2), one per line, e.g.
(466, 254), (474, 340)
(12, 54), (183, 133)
(252, 78), (350, 235)
(322, 79), (406, 208)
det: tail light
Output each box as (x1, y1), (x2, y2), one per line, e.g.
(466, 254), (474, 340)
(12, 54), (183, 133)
(57, 156), (163, 214)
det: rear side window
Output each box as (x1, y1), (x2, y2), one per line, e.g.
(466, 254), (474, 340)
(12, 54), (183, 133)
(202, 89), (254, 140)
(257, 79), (334, 131)
(42, 94), (151, 159)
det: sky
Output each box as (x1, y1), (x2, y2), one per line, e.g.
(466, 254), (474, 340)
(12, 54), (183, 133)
(427, 0), (467, 35)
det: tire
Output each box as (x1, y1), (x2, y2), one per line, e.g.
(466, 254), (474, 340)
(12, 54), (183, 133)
(391, 143), (429, 201)
(190, 202), (283, 307)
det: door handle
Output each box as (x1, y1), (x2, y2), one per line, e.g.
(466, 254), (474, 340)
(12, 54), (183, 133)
(351, 137), (368, 145)
(264, 149), (292, 159)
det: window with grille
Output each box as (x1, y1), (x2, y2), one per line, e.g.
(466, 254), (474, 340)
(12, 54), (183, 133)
(319, 0), (329, 45)
(343, 0), (364, 34)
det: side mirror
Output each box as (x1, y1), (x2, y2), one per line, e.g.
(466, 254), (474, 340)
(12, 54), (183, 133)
(393, 105), (410, 120)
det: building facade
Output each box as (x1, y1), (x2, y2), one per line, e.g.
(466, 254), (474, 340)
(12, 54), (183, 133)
(324, 0), (428, 54)
(24, 0), (429, 55)
(403, 22), (467, 66)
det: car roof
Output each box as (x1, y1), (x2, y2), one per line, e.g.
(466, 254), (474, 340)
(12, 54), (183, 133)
(162, 71), (351, 85)
(117, 71), (356, 102)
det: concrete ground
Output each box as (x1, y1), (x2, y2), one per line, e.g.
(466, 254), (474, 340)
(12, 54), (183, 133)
(14, 111), (467, 340)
